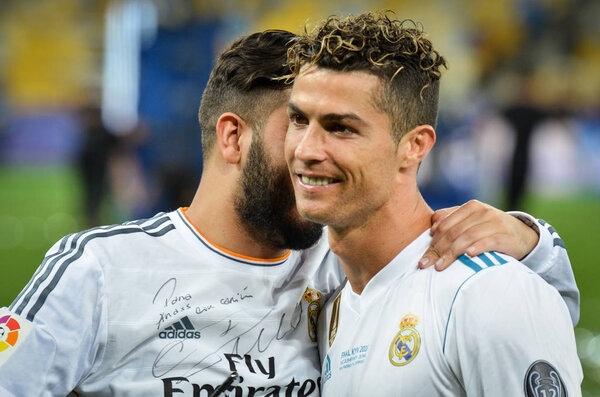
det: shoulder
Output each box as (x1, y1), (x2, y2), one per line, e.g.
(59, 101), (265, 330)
(85, 212), (176, 245)
(431, 252), (512, 311)
(55, 212), (177, 258)
(440, 252), (571, 347)
(448, 252), (558, 301)
(435, 251), (561, 315)
(9, 212), (177, 320)
(432, 252), (565, 341)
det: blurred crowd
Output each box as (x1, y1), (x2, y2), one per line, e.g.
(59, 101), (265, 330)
(0, 0), (598, 224)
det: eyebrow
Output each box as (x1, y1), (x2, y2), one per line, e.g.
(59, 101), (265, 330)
(287, 102), (362, 123)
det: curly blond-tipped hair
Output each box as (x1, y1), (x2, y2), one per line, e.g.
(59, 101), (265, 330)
(286, 12), (447, 142)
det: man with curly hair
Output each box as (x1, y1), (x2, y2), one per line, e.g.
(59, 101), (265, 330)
(0, 26), (578, 396)
(284, 12), (582, 396)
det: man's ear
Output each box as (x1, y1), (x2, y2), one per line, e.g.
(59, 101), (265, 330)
(397, 124), (436, 168)
(216, 112), (251, 164)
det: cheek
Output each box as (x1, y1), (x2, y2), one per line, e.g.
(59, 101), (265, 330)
(283, 133), (299, 165)
(266, 143), (287, 169)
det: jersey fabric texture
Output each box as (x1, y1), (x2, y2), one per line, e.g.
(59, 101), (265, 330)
(0, 209), (344, 396)
(317, 229), (582, 397)
(0, 210), (578, 396)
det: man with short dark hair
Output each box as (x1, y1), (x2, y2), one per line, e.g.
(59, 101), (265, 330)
(0, 27), (578, 396)
(284, 13), (582, 395)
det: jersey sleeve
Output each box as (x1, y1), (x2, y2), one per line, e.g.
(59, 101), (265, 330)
(0, 234), (108, 396)
(509, 211), (579, 325)
(443, 260), (583, 396)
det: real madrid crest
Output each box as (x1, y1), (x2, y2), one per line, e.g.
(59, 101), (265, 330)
(389, 313), (421, 366)
(302, 287), (323, 342)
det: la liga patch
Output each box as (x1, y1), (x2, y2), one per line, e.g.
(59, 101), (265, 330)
(0, 310), (34, 367)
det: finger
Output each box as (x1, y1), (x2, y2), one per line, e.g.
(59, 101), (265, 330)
(434, 254), (451, 271)
(431, 201), (501, 252)
(418, 246), (440, 268)
(430, 207), (458, 232)
(462, 237), (502, 258)
(434, 222), (502, 271)
(431, 201), (482, 236)
(443, 216), (535, 260)
(430, 211), (483, 258)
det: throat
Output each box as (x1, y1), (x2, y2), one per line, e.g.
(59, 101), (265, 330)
(327, 204), (433, 295)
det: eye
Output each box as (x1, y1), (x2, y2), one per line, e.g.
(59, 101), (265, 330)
(327, 122), (355, 135)
(289, 112), (308, 126)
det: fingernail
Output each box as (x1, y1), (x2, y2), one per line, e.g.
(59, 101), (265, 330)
(434, 257), (444, 270)
(466, 246), (476, 256)
(419, 257), (429, 268)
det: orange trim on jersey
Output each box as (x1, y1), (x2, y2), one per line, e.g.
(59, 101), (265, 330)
(179, 207), (291, 263)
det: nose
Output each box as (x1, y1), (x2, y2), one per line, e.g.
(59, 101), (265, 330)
(294, 124), (327, 163)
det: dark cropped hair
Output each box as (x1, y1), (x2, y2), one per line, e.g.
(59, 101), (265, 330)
(198, 30), (296, 159)
(286, 12), (447, 142)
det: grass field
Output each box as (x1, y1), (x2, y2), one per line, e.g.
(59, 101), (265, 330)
(1, 165), (599, 394)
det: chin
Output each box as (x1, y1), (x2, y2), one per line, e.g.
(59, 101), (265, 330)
(297, 207), (330, 226)
(288, 207), (315, 226)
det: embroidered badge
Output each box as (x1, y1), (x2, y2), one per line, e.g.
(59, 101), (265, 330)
(524, 360), (567, 397)
(328, 292), (342, 347)
(389, 313), (421, 366)
(302, 287), (323, 342)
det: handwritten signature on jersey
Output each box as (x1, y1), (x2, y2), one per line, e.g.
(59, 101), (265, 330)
(152, 278), (254, 330)
(151, 278), (303, 379)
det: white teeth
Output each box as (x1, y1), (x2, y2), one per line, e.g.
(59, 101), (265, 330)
(301, 175), (334, 186)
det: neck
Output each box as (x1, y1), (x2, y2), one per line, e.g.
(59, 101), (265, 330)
(184, 163), (289, 260)
(327, 190), (433, 295)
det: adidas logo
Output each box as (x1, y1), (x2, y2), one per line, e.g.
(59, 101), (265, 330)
(158, 316), (201, 339)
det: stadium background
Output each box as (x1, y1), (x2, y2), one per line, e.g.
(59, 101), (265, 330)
(0, 0), (598, 394)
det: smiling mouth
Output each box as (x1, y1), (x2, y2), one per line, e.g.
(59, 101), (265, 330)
(300, 175), (339, 186)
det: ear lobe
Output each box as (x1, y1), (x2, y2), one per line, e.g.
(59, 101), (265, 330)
(398, 125), (436, 168)
(216, 112), (248, 164)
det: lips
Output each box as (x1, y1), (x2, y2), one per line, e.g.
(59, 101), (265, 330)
(295, 173), (341, 190)
(300, 175), (337, 186)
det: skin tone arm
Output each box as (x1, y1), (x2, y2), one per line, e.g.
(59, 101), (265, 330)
(419, 200), (540, 271)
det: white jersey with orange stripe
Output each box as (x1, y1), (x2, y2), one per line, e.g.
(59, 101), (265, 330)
(0, 209), (580, 396)
(317, 230), (582, 397)
(0, 209), (344, 396)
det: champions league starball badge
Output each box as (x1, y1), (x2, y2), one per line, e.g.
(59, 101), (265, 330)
(524, 360), (567, 397)
(388, 313), (421, 367)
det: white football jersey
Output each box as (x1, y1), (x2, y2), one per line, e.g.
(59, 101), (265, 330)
(0, 210), (579, 396)
(0, 209), (344, 396)
(317, 230), (582, 396)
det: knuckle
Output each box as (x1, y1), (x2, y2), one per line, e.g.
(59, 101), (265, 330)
(436, 221), (449, 233)
(465, 199), (480, 209)
(447, 227), (460, 241)
(480, 235), (499, 252)
(450, 240), (468, 257)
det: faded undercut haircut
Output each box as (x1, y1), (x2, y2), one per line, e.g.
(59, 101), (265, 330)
(286, 12), (447, 143)
(198, 30), (297, 160)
